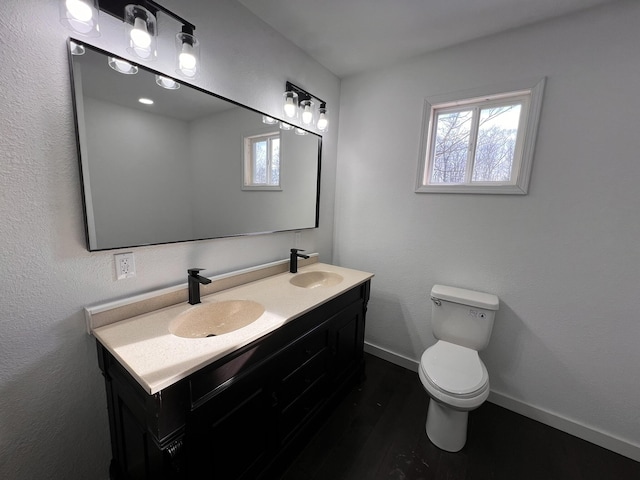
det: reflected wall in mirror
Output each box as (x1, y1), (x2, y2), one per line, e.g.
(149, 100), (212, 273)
(69, 41), (321, 251)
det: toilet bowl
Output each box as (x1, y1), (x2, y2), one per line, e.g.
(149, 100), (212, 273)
(418, 285), (499, 452)
(419, 341), (490, 452)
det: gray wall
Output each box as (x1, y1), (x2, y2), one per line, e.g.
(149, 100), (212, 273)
(190, 107), (318, 237)
(84, 97), (194, 247)
(335, 0), (640, 459)
(0, 0), (339, 478)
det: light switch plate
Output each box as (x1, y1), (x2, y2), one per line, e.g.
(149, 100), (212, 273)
(115, 253), (136, 280)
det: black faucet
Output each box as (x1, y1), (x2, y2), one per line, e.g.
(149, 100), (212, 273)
(290, 248), (310, 273)
(187, 268), (212, 305)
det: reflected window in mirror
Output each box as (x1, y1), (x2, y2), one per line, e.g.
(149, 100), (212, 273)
(243, 131), (281, 190)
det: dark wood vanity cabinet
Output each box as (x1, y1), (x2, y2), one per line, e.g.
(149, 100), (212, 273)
(97, 280), (370, 480)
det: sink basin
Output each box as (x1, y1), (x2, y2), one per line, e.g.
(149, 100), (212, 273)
(290, 271), (343, 289)
(169, 300), (265, 339)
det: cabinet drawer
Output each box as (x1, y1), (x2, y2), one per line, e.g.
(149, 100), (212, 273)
(279, 370), (327, 444)
(279, 349), (328, 410)
(279, 326), (329, 379)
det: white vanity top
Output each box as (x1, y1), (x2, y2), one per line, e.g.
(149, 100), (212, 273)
(92, 263), (373, 394)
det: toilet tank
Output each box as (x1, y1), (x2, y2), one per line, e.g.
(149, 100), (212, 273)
(430, 285), (499, 351)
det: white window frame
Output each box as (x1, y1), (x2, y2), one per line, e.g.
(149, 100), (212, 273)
(242, 130), (282, 191)
(416, 78), (545, 195)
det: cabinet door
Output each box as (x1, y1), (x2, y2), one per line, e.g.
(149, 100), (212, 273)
(330, 301), (365, 387)
(186, 372), (276, 480)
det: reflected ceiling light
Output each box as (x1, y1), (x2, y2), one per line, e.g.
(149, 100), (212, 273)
(262, 115), (278, 125)
(294, 128), (308, 136)
(155, 75), (180, 90)
(279, 122), (293, 131)
(108, 56), (138, 74)
(60, 0), (100, 37)
(138, 98), (154, 105)
(61, 0), (199, 76)
(283, 82), (329, 133)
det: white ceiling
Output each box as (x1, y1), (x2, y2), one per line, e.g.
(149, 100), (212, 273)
(237, 0), (619, 77)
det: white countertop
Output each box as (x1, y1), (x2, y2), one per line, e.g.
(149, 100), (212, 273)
(93, 263), (373, 394)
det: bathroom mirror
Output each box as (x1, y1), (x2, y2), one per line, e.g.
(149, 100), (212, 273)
(69, 41), (321, 251)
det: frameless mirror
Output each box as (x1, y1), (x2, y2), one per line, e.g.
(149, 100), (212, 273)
(69, 40), (321, 251)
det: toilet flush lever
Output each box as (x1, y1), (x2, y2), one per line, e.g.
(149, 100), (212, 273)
(430, 296), (442, 306)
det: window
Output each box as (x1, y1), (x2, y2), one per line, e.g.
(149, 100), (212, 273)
(416, 78), (545, 194)
(243, 131), (281, 190)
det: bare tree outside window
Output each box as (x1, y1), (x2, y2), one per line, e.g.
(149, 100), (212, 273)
(430, 105), (520, 184)
(417, 79), (545, 194)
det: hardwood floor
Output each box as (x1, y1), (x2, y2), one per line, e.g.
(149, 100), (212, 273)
(281, 354), (640, 480)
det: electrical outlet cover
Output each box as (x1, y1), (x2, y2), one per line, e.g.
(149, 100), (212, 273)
(115, 253), (136, 280)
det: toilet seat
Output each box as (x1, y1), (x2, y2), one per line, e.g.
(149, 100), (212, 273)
(420, 341), (488, 397)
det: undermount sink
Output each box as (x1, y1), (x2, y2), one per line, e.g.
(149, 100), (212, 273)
(169, 300), (265, 339)
(290, 271), (344, 289)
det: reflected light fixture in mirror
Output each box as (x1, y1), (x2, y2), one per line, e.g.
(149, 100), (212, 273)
(155, 75), (180, 90)
(70, 40), (86, 55)
(283, 82), (329, 133)
(60, 0), (200, 78)
(108, 56), (138, 74)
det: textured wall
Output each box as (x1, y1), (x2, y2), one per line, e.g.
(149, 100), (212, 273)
(0, 1), (339, 478)
(335, 0), (640, 456)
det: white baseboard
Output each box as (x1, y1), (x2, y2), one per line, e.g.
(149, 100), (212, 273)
(363, 341), (640, 463)
(488, 390), (640, 462)
(364, 342), (419, 372)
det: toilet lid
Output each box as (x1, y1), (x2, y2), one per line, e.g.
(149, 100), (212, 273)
(420, 341), (487, 395)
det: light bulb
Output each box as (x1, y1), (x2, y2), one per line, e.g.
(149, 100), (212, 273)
(179, 42), (197, 75)
(301, 105), (313, 125)
(130, 17), (151, 49)
(66, 0), (93, 22)
(317, 110), (328, 132)
(284, 97), (296, 118)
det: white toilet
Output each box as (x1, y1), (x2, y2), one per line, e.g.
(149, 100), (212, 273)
(418, 284), (499, 452)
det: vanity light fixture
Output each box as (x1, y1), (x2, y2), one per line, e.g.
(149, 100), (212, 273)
(283, 82), (329, 132)
(108, 56), (138, 74)
(61, 0), (200, 77)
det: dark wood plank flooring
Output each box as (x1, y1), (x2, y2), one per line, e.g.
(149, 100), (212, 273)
(281, 354), (640, 480)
